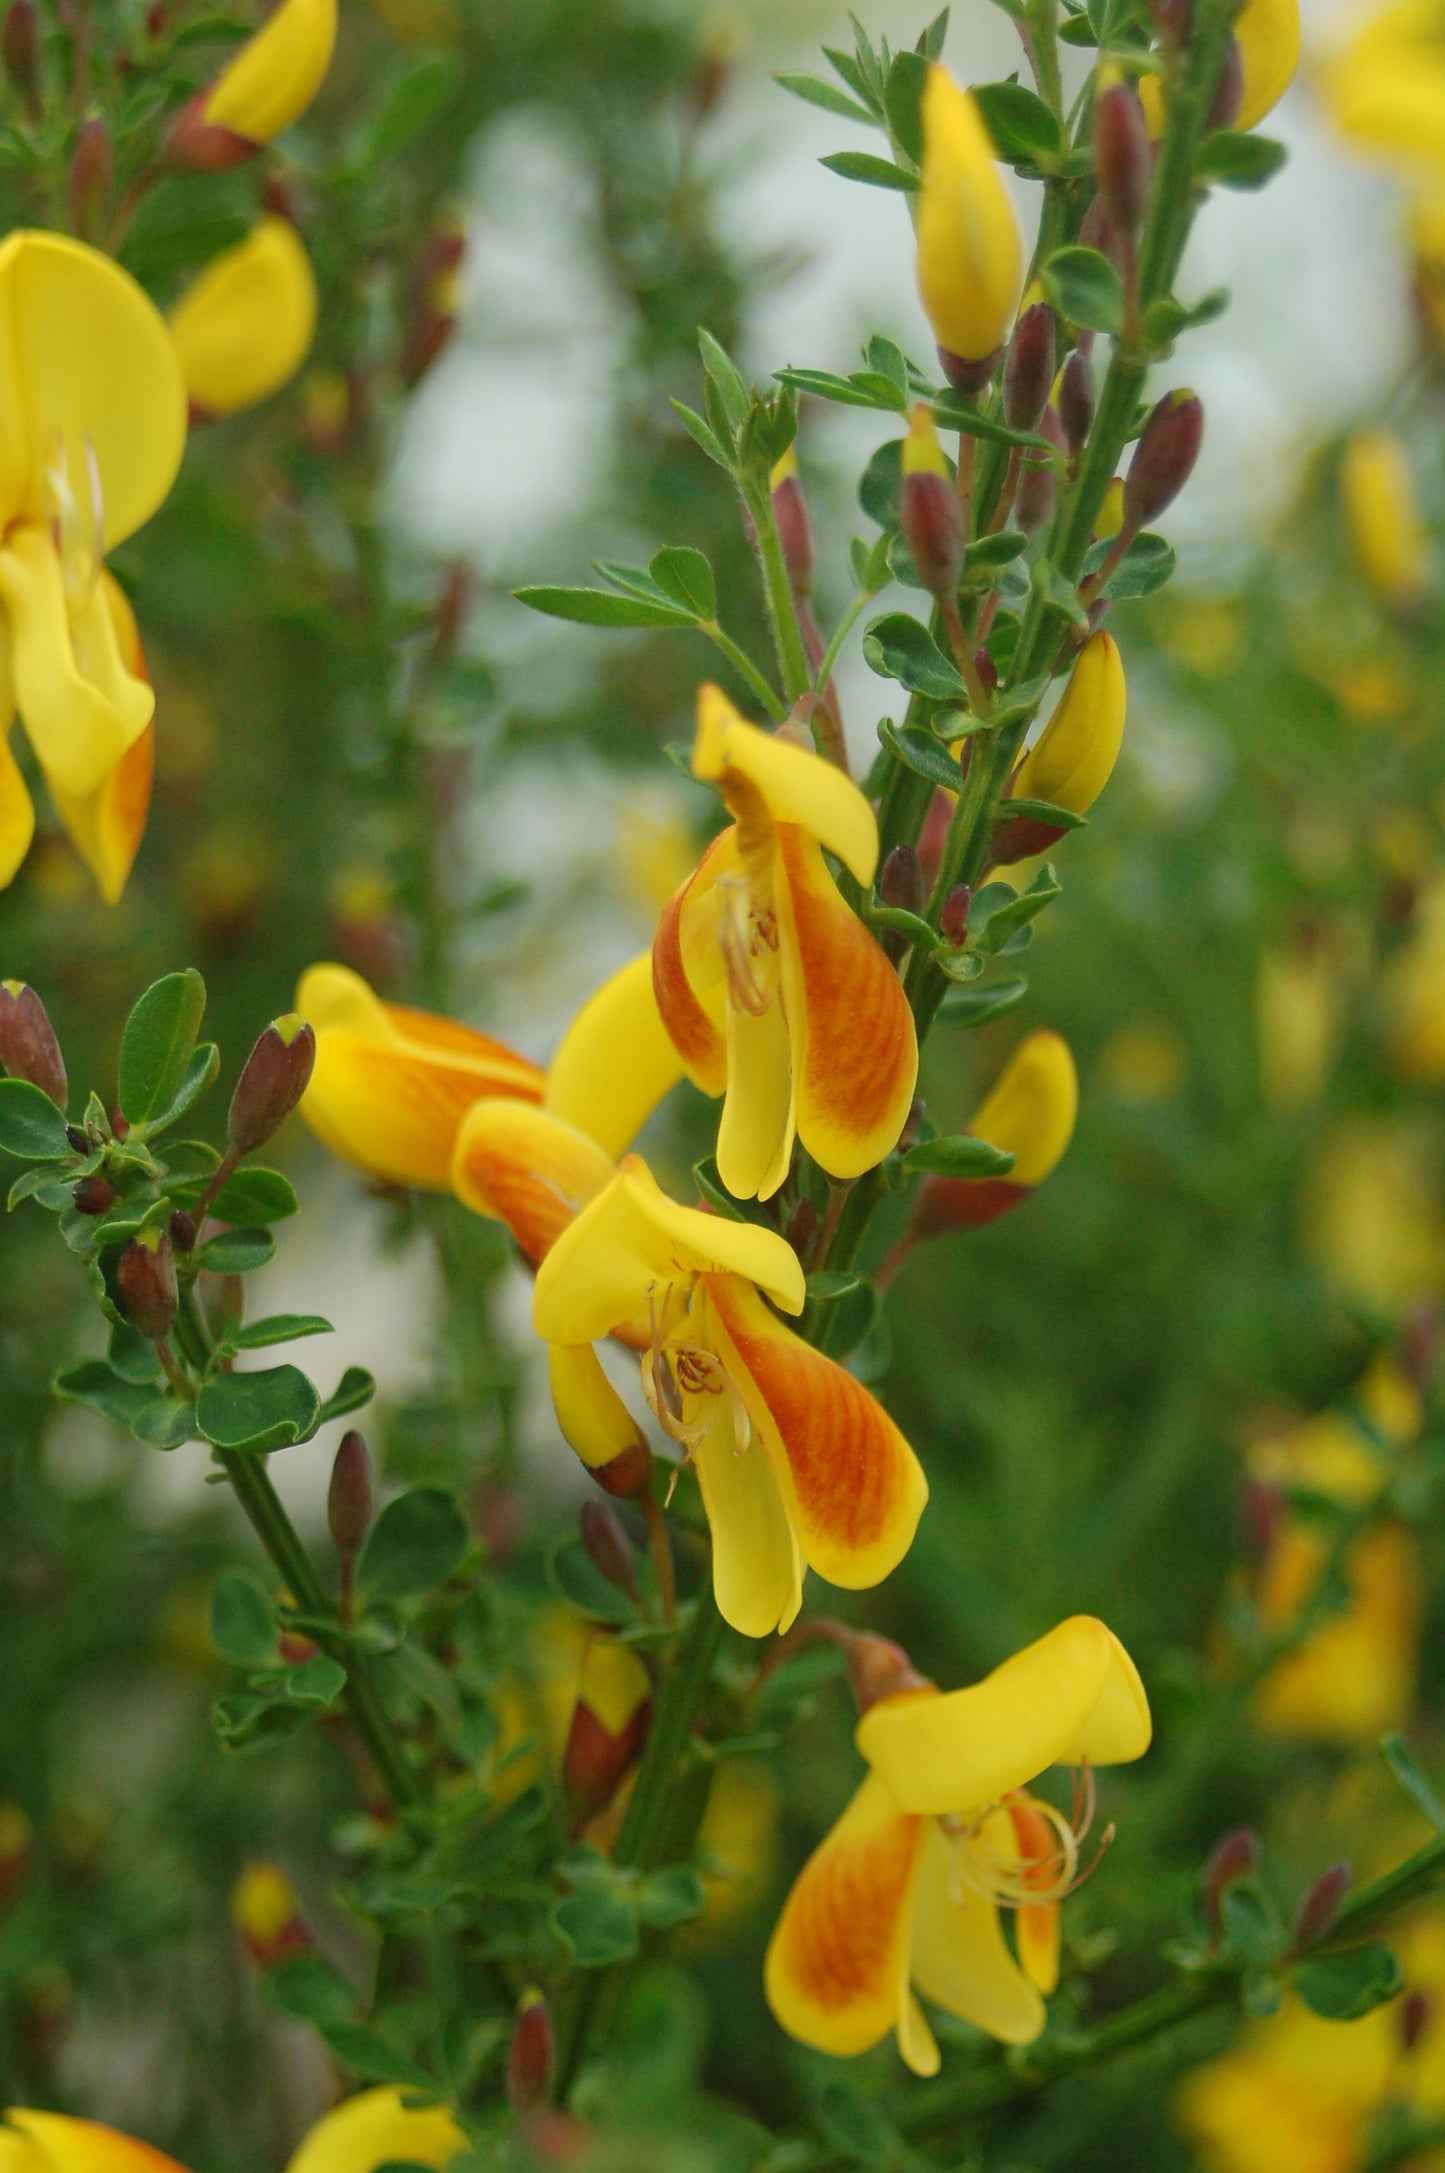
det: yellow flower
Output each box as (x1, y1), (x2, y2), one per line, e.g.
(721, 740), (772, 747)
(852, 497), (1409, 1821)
(911, 1030), (1078, 1239)
(0, 2092), (466, 2173)
(1385, 878), (1445, 1080)
(765, 1617), (1150, 2073)
(202, 0), (337, 147)
(1142, 0), (1299, 136)
(169, 217), (318, 419)
(653, 685), (918, 1200)
(1304, 1117), (1445, 1312)
(1011, 634), (1125, 817)
(1256, 936), (1340, 1114)
(0, 232), (185, 901)
(1341, 427), (1428, 611)
(915, 64), (1023, 368)
(456, 1102), (928, 1635)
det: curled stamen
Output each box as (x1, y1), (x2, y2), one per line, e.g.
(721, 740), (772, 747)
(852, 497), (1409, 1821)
(717, 875), (772, 1016)
(941, 1766), (1112, 1913)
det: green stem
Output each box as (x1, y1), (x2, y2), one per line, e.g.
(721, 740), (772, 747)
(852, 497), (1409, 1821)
(703, 621), (788, 722)
(747, 480), (814, 705)
(812, 587), (878, 699)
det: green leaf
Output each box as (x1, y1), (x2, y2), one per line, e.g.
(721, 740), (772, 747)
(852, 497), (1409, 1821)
(133, 1395), (195, 1449)
(1043, 245), (1124, 336)
(553, 1884), (640, 1967)
(231, 1313), (334, 1351)
(820, 150), (917, 191)
(1380, 1734), (1445, 1829)
(1294, 1943), (1404, 2021)
(822, 44), (877, 107)
(669, 397), (730, 469)
(144, 1042), (219, 1137)
(972, 80), (1064, 166)
(551, 1535), (635, 1622)
(903, 1135), (1017, 1178)
(198, 1225), (274, 1274)
(1085, 528), (1177, 600)
(883, 47), (929, 164)
(210, 1568), (277, 1667)
(775, 70), (876, 124)
(0, 1077), (72, 1163)
(863, 613), (968, 701)
(649, 545), (715, 620)
(997, 795), (1087, 829)
(119, 970), (206, 1127)
(931, 396), (1058, 453)
(1197, 129), (1287, 190)
(1220, 1879), (1283, 1966)
(965, 530), (1029, 575)
(776, 366), (897, 413)
(1058, 12), (1099, 42)
(196, 1365), (322, 1454)
(862, 335), (910, 398)
(638, 1866), (708, 1929)
(869, 904), (937, 949)
(358, 1488), (468, 1605)
(265, 1955), (358, 2026)
(315, 2019), (436, 2091)
(286, 1653), (347, 1706)
(356, 52), (463, 172)
(1143, 287), (1230, 349)
(697, 328), (751, 433)
(692, 1155), (748, 1222)
(318, 1365), (375, 1425)
(9, 1164), (78, 1209)
(108, 1318), (162, 1384)
(512, 584), (695, 631)
(878, 717), (966, 792)
(813, 2078), (903, 2167)
(210, 1166), (300, 1224)
(457, 1785), (548, 1879)
(806, 1270), (878, 1355)
(974, 864), (1062, 952)
(859, 438), (903, 528)
(53, 1358), (161, 1431)
(937, 975), (1029, 1026)
(1032, 557), (1089, 628)
(920, 7), (951, 59)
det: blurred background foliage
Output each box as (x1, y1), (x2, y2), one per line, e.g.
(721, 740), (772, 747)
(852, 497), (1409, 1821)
(6, 1), (1445, 2169)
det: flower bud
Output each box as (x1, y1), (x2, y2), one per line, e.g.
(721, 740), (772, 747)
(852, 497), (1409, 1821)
(845, 1630), (933, 1713)
(170, 1209), (196, 1253)
(1401, 1987), (1433, 2053)
(68, 117), (113, 242)
(879, 843), (925, 917)
(170, 217), (319, 422)
(1004, 302), (1056, 434)
(1341, 427), (1428, 613)
(1209, 36), (1245, 130)
(579, 1499), (642, 1609)
(1241, 1474), (1283, 1571)
(770, 448), (815, 598)
(900, 404), (964, 601)
(1124, 389), (1203, 530)
(1290, 1860), (1350, 1949)
(911, 1031), (1078, 1236)
(228, 1013), (316, 1156)
(166, 0), (337, 166)
(940, 883), (971, 946)
(563, 1638), (652, 1825)
(0, 981), (67, 1109)
(72, 1175), (114, 1216)
(508, 1989), (554, 2113)
(115, 1227), (178, 1343)
(327, 1429), (373, 1559)
(1015, 447), (1058, 536)
(400, 218), (466, 389)
(232, 1861), (310, 1970)
(1203, 1827), (1261, 1932)
(1093, 82), (1150, 241)
(2, 2), (38, 111)
(1058, 349), (1095, 455)
(0, 1803), (31, 1913)
(917, 65), (1023, 368)
(993, 631), (1127, 864)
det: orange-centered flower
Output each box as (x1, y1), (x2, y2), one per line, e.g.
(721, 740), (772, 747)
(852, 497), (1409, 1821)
(766, 1616), (1151, 2072)
(653, 686), (918, 1201)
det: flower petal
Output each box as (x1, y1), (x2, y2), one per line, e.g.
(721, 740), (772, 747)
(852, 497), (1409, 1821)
(545, 949), (684, 1157)
(283, 2085), (467, 2173)
(857, 1616), (1152, 1817)
(775, 823), (918, 1180)
(764, 1770), (925, 2060)
(705, 1274), (927, 1591)
(715, 966), (796, 1201)
(50, 574), (152, 903)
(0, 729), (35, 890)
(170, 217), (318, 419)
(693, 683), (878, 884)
(692, 1373), (805, 1637)
(533, 1156), (805, 1346)
(0, 526), (152, 800)
(916, 67), (1023, 365)
(204, 0), (338, 144)
(4, 2113), (191, 2173)
(653, 831), (731, 1096)
(296, 962), (544, 1190)
(908, 1821), (1047, 2045)
(968, 1030), (1077, 1187)
(452, 1100), (616, 1261)
(548, 1342), (647, 1472)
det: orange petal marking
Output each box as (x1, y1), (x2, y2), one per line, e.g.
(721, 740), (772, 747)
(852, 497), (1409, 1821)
(775, 823), (917, 1179)
(305, 1029), (542, 1191)
(652, 831), (730, 1096)
(452, 1103), (616, 1267)
(1008, 1797), (1062, 1994)
(705, 1273), (926, 1588)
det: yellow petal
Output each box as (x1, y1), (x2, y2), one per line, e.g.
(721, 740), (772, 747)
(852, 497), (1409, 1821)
(0, 524), (153, 800)
(916, 66), (1023, 364)
(532, 1154), (806, 1345)
(692, 1365), (805, 1637)
(0, 729), (35, 889)
(169, 217), (318, 419)
(296, 962), (545, 1190)
(3, 2114), (191, 2173)
(1341, 427), (1428, 610)
(908, 1821), (1047, 2044)
(1009, 632), (1126, 819)
(764, 1770), (925, 2060)
(203, 0), (338, 144)
(544, 949), (684, 1157)
(1234, 0), (1301, 130)
(715, 961), (796, 1201)
(903, 402), (950, 479)
(653, 828), (733, 1099)
(49, 574), (152, 903)
(705, 1273), (928, 1592)
(547, 1341), (647, 1473)
(967, 1030), (1078, 1188)
(452, 1099), (616, 1264)
(693, 684), (878, 885)
(284, 2085), (467, 2173)
(857, 1616), (1151, 1817)
(0, 229), (186, 548)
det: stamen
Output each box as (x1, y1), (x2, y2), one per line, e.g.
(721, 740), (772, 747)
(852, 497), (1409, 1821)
(640, 1281), (753, 1464)
(717, 875), (771, 1016)
(940, 1765), (1113, 1913)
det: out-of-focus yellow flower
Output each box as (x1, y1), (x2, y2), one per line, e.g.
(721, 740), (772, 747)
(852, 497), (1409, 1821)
(915, 64), (1023, 369)
(370, 0), (463, 44)
(696, 1759), (780, 1931)
(232, 1859), (309, 1969)
(1004, 630), (1126, 829)
(169, 218), (318, 419)
(563, 1635), (652, 1825)
(652, 685), (917, 1200)
(1385, 878), (1445, 1081)
(1095, 476), (1125, 538)
(1178, 1916), (1445, 2173)
(1320, 0), (1445, 178)
(1304, 1118), (1445, 1311)
(765, 1617), (1150, 2073)
(0, 2090), (467, 2173)
(912, 1031), (1078, 1241)
(1341, 427), (1429, 611)
(0, 232), (185, 901)
(1256, 934), (1339, 1114)
(1099, 1019), (1185, 1103)
(199, 0), (337, 149)
(1143, 0), (1299, 136)
(614, 788), (699, 916)
(1161, 595), (1247, 679)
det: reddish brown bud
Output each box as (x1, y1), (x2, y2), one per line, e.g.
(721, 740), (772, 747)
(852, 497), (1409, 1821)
(1015, 454), (1057, 537)
(1093, 82), (1150, 241)
(163, 91), (257, 173)
(1403, 1305), (1441, 1393)
(116, 1227), (178, 1343)
(900, 468), (964, 600)
(940, 884), (971, 946)
(110, 1107), (129, 1140)
(563, 1640), (652, 1824)
(1058, 350), (1095, 456)
(784, 1194), (819, 1264)
(1203, 1827), (1261, 1931)
(579, 1499), (642, 1608)
(1004, 303), (1056, 434)
(937, 344), (1000, 395)
(1124, 389), (1203, 530)
(0, 1803), (31, 1913)
(1209, 37), (1244, 130)
(1241, 1475), (1283, 1571)
(898, 1096), (926, 1154)
(0, 982), (67, 1109)
(69, 117), (113, 241)
(772, 458), (816, 597)
(508, 1989), (555, 2113)
(228, 1015), (316, 1156)
(328, 1430), (373, 1559)
(845, 1630), (932, 1713)
(989, 812), (1069, 863)
(2, 2), (38, 110)
(169, 1208), (196, 1253)
(72, 1175), (115, 1216)
(911, 1172), (1027, 1236)
(974, 646), (999, 695)
(1402, 1987), (1434, 2053)
(1291, 1860), (1351, 1950)
(879, 843), (925, 917)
